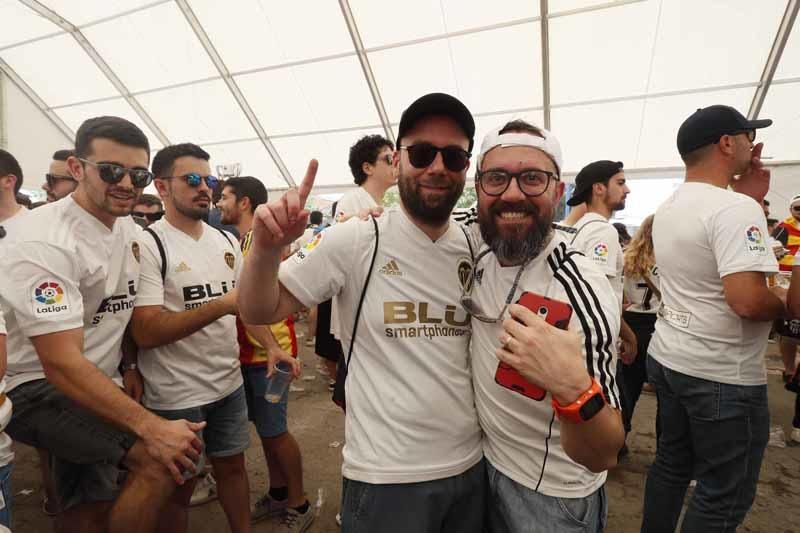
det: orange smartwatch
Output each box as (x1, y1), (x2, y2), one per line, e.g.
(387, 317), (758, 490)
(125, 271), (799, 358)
(551, 378), (607, 424)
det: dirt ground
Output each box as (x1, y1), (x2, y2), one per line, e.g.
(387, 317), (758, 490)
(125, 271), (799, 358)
(8, 334), (800, 532)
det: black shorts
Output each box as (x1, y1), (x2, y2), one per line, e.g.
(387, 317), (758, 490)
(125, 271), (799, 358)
(776, 319), (800, 340)
(315, 298), (344, 363)
(7, 379), (137, 511)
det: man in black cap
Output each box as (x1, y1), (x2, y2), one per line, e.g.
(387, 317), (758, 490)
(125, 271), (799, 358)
(642, 105), (782, 532)
(565, 161), (639, 456)
(237, 93), (485, 532)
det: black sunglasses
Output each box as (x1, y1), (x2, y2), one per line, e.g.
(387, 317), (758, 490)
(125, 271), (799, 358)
(401, 143), (471, 172)
(45, 173), (76, 187)
(133, 211), (164, 222)
(161, 173), (219, 189)
(79, 158), (154, 188)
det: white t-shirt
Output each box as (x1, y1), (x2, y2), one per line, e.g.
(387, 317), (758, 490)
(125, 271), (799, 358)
(649, 182), (778, 386)
(470, 233), (621, 498)
(135, 220), (243, 410)
(0, 197), (140, 391)
(0, 306), (13, 468)
(0, 205), (30, 239)
(279, 206), (482, 484)
(571, 213), (624, 307)
(330, 187), (382, 339)
(623, 267), (661, 315)
(334, 187), (379, 223)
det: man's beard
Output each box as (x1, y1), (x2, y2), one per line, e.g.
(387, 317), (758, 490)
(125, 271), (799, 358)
(478, 200), (553, 265)
(220, 208), (239, 226)
(398, 165), (464, 225)
(174, 197), (210, 220)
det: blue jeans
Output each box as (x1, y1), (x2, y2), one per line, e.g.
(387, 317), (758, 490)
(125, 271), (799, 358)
(486, 461), (606, 532)
(241, 365), (289, 438)
(642, 357), (769, 533)
(0, 463), (11, 528)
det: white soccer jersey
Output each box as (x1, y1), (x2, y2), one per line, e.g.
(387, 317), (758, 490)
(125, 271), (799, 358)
(650, 182), (778, 386)
(0, 197), (140, 391)
(571, 213), (624, 306)
(330, 187), (382, 339)
(135, 219), (243, 410)
(623, 267), (661, 315)
(279, 206), (482, 484)
(470, 234), (621, 498)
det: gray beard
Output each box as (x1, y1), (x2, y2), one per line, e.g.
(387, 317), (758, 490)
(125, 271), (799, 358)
(479, 217), (553, 265)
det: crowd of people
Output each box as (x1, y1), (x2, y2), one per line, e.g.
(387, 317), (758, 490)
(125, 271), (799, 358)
(0, 90), (796, 533)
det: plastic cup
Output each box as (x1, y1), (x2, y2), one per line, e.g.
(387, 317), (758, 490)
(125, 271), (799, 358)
(264, 361), (293, 403)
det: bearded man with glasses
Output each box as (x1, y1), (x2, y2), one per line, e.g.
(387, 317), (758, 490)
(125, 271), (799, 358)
(130, 143), (257, 533)
(0, 116), (204, 533)
(238, 93), (485, 533)
(462, 120), (624, 533)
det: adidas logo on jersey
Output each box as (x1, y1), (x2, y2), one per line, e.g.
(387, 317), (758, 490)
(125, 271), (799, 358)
(175, 262), (191, 273)
(379, 259), (403, 276)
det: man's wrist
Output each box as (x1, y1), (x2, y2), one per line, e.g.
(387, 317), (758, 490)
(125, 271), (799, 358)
(553, 372), (593, 406)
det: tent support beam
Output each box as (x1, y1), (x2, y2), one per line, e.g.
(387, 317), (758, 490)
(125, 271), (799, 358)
(174, 0), (294, 187)
(19, 0), (171, 147)
(748, 0), (799, 119)
(0, 57), (74, 143)
(339, 0), (395, 144)
(540, 0), (551, 130)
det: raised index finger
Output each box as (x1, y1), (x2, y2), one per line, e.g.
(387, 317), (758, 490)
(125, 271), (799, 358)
(298, 159), (318, 205)
(751, 142), (764, 161)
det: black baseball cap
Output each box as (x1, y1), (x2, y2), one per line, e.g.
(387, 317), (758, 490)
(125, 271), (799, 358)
(397, 93), (475, 152)
(567, 160), (624, 206)
(676, 105), (772, 157)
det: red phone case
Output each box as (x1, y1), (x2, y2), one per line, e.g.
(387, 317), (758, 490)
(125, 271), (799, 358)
(495, 292), (573, 401)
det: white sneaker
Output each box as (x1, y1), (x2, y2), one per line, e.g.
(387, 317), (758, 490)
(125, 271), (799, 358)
(791, 427), (800, 445)
(251, 493), (289, 523)
(335, 512), (342, 526)
(189, 473), (218, 506)
(274, 506), (315, 532)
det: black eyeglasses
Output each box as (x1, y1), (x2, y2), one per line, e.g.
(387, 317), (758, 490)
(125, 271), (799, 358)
(79, 158), (154, 188)
(161, 173), (218, 189)
(477, 168), (559, 197)
(401, 143), (471, 172)
(133, 211), (164, 222)
(45, 173), (76, 187)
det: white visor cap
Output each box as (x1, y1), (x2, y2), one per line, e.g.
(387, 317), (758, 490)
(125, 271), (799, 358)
(478, 125), (563, 176)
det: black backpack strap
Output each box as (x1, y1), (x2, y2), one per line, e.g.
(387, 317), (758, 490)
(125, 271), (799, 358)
(344, 216), (380, 369)
(143, 227), (167, 282)
(215, 227), (236, 250)
(457, 224), (475, 261)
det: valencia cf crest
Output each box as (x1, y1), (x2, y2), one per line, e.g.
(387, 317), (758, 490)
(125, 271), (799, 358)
(224, 251), (235, 270)
(131, 241), (140, 263)
(457, 258), (473, 293)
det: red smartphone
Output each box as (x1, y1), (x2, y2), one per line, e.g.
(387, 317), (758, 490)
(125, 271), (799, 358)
(495, 292), (574, 401)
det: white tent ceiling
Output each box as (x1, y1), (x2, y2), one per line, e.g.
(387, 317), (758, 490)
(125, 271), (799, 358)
(0, 0), (798, 193)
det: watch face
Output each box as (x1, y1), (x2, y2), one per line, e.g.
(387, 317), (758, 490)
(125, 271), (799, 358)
(578, 393), (606, 421)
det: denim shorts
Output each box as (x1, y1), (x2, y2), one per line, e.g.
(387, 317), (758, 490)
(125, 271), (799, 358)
(150, 385), (250, 458)
(486, 460), (607, 533)
(0, 463), (12, 528)
(241, 365), (288, 439)
(7, 379), (137, 511)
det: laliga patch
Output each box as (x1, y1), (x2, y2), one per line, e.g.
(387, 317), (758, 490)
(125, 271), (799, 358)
(31, 280), (70, 318)
(744, 225), (767, 256)
(591, 242), (609, 265)
(292, 232), (323, 264)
